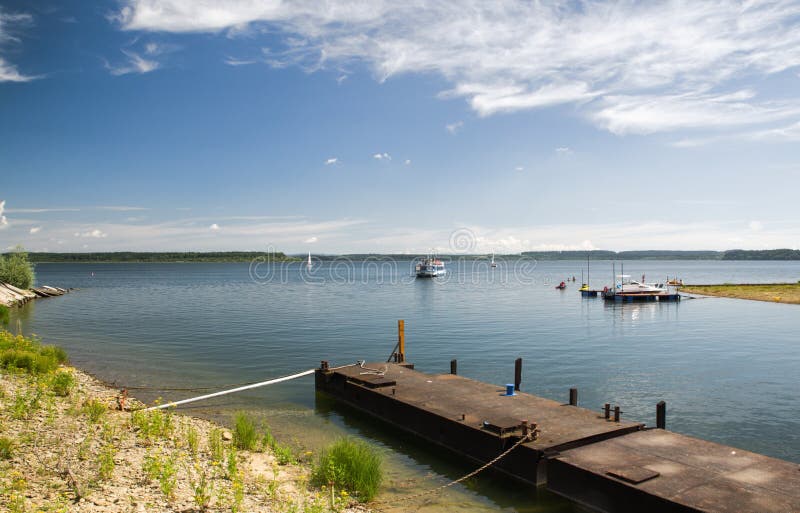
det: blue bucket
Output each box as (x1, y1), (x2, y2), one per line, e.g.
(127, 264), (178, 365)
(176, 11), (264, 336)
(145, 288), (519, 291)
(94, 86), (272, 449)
(504, 384), (516, 396)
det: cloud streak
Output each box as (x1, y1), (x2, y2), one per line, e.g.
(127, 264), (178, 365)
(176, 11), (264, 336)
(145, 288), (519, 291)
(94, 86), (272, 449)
(0, 11), (37, 82)
(116, 0), (800, 137)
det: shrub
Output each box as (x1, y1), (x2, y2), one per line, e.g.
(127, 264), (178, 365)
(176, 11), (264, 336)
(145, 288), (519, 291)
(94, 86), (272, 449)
(312, 438), (383, 502)
(0, 247), (36, 290)
(0, 331), (66, 375)
(232, 411), (258, 451)
(50, 370), (75, 396)
(0, 436), (14, 459)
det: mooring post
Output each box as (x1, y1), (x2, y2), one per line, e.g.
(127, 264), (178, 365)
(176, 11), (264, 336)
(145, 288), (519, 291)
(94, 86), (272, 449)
(569, 387), (578, 406)
(397, 319), (405, 363)
(614, 405), (621, 422)
(514, 358), (522, 391)
(604, 403), (611, 420)
(450, 359), (457, 375)
(656, 400), (666, 429)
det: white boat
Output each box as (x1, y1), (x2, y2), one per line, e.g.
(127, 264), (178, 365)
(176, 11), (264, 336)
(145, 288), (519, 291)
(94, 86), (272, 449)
(490, 252), (497, 268)
(306, 251), (312, 269)
(415, 255), (446, 278)
(615, 275), (666, 294)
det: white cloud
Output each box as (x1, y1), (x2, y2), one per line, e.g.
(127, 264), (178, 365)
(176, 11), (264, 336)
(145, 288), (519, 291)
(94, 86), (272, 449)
(324, 157), (338, 165)
(514, 166), (524, 172)
(107, 49), (159, 76)
(304, 236), (318, 243)
(209, 223), (220, 231)
(0, 12), (37, 82)
(0, 200), (7, 228)
(404, 159), (411, 165)
(748, 220), (764, 232)
(445, 121), (463, 134)
(115, 0), (800, 137)
(74, 229), (108, 238)
(224, 56), (256, 66)
(373, 152), (391, 161)
(555, 146), (572, 156)
(29, 226), (41, 234)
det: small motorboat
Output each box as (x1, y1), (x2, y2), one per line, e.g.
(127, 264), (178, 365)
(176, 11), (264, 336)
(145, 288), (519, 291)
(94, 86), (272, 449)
(416, 255), (446, 278)
(555, 281), (567, 290)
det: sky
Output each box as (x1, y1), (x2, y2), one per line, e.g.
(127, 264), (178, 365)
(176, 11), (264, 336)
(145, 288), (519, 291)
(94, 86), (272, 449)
(1, 0), (800, 254)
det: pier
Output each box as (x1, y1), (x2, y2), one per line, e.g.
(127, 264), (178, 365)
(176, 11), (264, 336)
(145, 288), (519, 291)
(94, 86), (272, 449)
(314, 323), (799, 512)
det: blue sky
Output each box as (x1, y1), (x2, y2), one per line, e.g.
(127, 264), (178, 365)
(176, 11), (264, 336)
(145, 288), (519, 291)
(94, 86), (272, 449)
(1, 0), (799, 253)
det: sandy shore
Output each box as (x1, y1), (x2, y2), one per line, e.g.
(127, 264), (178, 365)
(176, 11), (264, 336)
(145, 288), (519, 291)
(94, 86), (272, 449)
(680, 283), (800, 304)
(0, 365), (371, 513)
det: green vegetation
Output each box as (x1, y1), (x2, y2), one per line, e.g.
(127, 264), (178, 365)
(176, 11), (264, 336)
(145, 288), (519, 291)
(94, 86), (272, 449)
(131, 407), (174, 442)
(22, 251), (300, 263)
(0, 437), (14, 460)
(49, 370), (75, 397)
(0, 331), (67, 375)
(312, 438), (382, 502)
(681, 283), (800, 304)
(97, 443), (116, 480)
(0, 247), (35, 289)
(232, 411), (258, 451)
(0, 306), (9, 328)
(82, 399), (107, 423)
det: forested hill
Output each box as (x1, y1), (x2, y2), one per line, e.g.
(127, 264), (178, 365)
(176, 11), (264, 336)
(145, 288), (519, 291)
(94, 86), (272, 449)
(22, 252), (300, 263)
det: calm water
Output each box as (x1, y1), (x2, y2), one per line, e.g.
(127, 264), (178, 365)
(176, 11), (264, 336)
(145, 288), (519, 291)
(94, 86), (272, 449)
(12, 259), (800, 512)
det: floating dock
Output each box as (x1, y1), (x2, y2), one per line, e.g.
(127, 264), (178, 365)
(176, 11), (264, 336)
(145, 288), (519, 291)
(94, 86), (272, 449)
(315, 324), (799, 512)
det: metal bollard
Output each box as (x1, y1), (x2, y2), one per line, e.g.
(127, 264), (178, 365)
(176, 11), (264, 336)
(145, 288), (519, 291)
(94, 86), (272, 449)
(569, 388), (578, 406)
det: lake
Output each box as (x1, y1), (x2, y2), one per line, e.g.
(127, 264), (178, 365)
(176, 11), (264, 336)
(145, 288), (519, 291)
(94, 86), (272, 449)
(12, 259), (800, 512)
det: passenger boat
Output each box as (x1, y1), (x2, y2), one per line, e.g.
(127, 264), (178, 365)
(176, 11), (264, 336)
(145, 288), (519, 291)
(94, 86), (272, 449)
(415, 255), (446, 278)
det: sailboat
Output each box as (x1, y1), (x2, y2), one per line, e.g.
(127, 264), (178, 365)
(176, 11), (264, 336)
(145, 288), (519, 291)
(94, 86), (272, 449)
(306, 251), (312, 269)
(490, 251), (497, 268)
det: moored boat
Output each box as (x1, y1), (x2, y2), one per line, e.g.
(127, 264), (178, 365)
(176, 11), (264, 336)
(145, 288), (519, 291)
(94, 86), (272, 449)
(415, 255), (446, 278)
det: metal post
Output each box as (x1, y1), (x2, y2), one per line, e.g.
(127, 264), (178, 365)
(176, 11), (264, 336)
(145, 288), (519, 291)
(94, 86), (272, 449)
(514, 358), (522, 391)
(604, 403), (611, 420)
(450, 359), (457, 375)
(614, 405), (621, 422)
(397, 319), (405, 363)
(656, 401), (666, 429)
(569, 388), (578, 406)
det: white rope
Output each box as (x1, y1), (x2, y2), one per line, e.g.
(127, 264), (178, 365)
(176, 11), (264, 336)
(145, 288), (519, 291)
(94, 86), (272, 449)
(142, 368), (316, 411)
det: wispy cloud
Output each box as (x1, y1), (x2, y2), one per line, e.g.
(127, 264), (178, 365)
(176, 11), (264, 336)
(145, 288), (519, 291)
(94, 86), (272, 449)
(373, 152), (391, 161)
(74, 229), (108, 238)
(324, 157), (338, 165)
(209, 223), (220, 231)
(115, 1), (800, 138)
(445, 121), (463, 134)
(224, 56), (257, 66)
(0, 200), (8, 229)
(404, 159), (411, 166)
(0, 11), (37, 82)
(107, 49), (159, 76)
(304, 236), (318, 243)
(555, 146), (572, 156)
(29, 226), (41, 234)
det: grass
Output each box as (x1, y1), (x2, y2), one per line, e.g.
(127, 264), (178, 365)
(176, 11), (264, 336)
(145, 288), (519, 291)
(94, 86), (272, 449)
(680, 283), (800, 304)
(312, 438), (383, 502)
(232, 411), (258, 451)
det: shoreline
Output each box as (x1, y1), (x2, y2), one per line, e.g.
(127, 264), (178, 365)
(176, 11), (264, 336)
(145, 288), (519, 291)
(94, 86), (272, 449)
(680, 283), (800, 304)
(0, 361), (371, 513)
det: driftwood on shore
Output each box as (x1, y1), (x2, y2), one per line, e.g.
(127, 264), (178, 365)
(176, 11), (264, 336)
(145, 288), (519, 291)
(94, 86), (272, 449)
(0, 282), (69, 307)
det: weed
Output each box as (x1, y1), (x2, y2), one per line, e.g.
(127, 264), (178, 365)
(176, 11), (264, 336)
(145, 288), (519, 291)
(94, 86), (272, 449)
(97, 443), (116, 480)
(232, 411), (258, 451)
(312, 438), (383, 502)
(231, 472), (245, 513)
(142, 450), (178, 500)
(131, 408), (173, 442)
(0, 436), (14, 459)
(189, 462), (213, 510)
(226, 447), (238, 480)
(49, 370), (74, 397)
(209, 428), (224, 463)
(185, 423), (199, 457)
(82, 399), (106, 423)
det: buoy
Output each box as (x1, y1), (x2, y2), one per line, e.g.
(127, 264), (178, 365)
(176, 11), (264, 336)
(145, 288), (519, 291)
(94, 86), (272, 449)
(504, 383), (516, 396)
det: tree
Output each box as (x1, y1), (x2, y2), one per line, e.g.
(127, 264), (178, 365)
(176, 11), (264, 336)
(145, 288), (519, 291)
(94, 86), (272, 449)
(0, 246), (36, 289)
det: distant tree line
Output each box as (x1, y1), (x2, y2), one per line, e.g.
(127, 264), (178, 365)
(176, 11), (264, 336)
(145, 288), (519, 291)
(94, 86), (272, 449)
(519, 249), (800, 260)
(19, 251), (300, 263)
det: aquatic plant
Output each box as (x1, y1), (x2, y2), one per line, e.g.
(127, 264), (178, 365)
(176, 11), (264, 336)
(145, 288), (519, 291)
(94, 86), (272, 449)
(312, 438), (383, 502)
